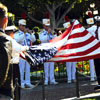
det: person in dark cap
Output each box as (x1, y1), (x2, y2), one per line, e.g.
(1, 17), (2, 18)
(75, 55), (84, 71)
(87, 15), (100, 90)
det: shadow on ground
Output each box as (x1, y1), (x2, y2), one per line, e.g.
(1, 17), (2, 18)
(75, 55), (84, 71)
(21, 80), (100, 100)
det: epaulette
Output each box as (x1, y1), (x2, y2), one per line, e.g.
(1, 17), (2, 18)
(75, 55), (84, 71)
(14, 30), (20, 34)
(39, 30), (43, 34)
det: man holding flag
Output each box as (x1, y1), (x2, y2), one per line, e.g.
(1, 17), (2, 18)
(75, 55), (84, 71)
(63, 16), (76, 84)
(87, 16), (100, 90)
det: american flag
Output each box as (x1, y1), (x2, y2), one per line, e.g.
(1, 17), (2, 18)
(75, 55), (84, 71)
(25, 44), (57, 67)
(21, 20), (100, 66)
(49, 20), (100, 62)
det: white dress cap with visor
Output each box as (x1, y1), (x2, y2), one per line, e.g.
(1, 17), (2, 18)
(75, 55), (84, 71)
(5, 25), (17, 31)
(63, 16), (71, 29)
(94, 16), (100, 22)
(86, 12), (94, 24)
(42, 19), (50, 26)
(42, 12), (50, 26)
(18, 19), (26, 25)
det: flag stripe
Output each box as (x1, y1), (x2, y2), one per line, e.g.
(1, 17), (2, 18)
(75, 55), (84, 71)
(49, 54), (100, 62)
(57, 36), (95, 50)
(54, 42), (100, 57)
(49, 20), (100, 62)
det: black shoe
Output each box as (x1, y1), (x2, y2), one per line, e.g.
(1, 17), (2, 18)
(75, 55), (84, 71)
(94, 85), (100, 91)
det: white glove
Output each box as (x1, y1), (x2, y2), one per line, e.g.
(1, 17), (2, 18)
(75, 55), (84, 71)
(22, 46), (29, 51)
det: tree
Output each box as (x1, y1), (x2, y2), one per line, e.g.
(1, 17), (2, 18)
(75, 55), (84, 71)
(1, 0), (95, 29)
(95, 0), (100, 15)
(17, 0), (95, 30)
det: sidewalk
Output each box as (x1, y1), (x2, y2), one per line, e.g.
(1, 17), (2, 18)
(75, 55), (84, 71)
(20, 79), (100, 100)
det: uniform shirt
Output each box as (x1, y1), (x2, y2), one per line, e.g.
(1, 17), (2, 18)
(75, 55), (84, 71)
(87, 25), (100, 40)
(14, 30), (36, 46)
(39, 29), (54, 43)
(8, 36), (28, 64)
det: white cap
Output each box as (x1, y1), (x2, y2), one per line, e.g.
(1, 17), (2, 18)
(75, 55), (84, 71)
(42, 18), (50, 26)
(18, 19), (26, 25)
(94, 16), (100, 22)
(63, 22), (71, 29)
(86, 18), (94, 24)
(5, 25), (17, 31)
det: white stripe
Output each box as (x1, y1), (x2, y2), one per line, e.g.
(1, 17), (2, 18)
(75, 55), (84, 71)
(55, 39), (99, 55)
(51, 33), (69, 48)
(50, 49), (100, 61)
(20, 52), (25, 58)
(66, 33), (92, 44)
(73, 20), (79, 25)
(52, 26), (91, 48)
(71, 26), (85, 35)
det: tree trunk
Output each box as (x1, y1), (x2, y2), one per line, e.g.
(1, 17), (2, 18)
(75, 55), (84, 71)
(50, 15), (57, 31)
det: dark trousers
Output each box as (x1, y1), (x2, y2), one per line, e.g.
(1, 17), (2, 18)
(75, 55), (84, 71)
(13, 64), (20, 100)
(0, 64), (20, 100)
(94, 58), (100, 85)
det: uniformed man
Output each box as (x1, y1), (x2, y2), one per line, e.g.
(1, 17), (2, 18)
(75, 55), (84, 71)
(63, 16), (76, 84)
(5, 25), (25, 100)
(86, 12), (96, 82)
(86, 16), (100, 90)
(39, 18), (58, 85)
(14, 19), (36, 88)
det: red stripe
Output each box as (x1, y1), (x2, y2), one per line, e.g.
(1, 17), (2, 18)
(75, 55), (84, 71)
(57, 36), (96, 50)
(72, 23), (82, 30)
(68, 30), (88, 39)
(49, 22), (74, 43)
(50, 53), (100, 62)
(54, 42), (100, 57)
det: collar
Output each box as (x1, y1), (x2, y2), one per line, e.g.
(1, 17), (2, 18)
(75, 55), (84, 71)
(0, 28), (4, 33)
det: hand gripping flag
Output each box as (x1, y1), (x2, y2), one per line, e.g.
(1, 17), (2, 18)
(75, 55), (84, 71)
(20, 20), (100, 66)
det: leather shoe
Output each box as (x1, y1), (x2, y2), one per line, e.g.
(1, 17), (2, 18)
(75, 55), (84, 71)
(67, 80), (71, 84)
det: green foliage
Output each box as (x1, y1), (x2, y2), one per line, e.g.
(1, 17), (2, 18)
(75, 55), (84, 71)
(0, 0), (96, 28)
(77, 61), (90, 73)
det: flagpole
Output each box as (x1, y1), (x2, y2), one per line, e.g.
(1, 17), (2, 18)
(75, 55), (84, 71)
(71, 20), (80, 98)
(76, 67), (80, 98)
(41, 72), (46, 100)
